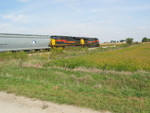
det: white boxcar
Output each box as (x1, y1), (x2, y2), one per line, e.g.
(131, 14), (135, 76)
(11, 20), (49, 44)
(0, 33), (51, 52)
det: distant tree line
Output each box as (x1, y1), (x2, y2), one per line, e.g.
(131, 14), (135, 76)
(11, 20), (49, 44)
(103, 37), (150, 44)
(142, 37), (150, 42)
(110, 40), (119, 43)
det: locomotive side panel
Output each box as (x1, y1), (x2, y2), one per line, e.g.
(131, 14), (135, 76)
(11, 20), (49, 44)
(84, 38), (100, 47)
(50, 36), (100, 48)
(51, 36), (80, 47)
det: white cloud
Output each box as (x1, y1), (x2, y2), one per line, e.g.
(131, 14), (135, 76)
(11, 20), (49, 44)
(91, 0), (122, 3)
(54, 0), (122, 3)
(137, 27), (146, 30)
(116, 32), (121, 34)
(54, 0), (79, 2)
(121, 6), (150, 11)
(3, 14), (29, 23)
(90, 8), (107, 13)
(0, 23), (26, 33)
(17, 0), (31, 2)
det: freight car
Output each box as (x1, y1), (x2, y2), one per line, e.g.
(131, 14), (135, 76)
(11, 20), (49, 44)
(0, 33), (51, 52)
(50, 35), (99, 48)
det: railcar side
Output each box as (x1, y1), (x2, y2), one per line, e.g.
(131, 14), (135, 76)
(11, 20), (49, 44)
(0, 33), (51, 52)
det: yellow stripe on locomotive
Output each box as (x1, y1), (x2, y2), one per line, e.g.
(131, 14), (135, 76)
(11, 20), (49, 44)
(80, 39), (85, 45)
(51, 39), (56, 46)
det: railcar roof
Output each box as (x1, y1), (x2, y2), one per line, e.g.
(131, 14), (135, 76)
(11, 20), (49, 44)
(0, 33), (50, 38)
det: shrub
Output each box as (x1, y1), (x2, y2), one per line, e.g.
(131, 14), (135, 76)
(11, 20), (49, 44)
(126, 38), (133, 44)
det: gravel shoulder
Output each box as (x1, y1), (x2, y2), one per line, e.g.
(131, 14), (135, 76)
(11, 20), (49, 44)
(0, 92), (110, 113)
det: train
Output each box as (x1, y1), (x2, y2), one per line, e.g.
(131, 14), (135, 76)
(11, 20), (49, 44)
(51, 35), (99, 48)
(0, 33), (100, 52)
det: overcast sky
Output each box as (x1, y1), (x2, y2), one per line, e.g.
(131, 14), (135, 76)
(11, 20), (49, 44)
(0, 0), (150, 42)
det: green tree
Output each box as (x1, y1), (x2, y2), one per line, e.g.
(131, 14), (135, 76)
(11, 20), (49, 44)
(120, 39), (125, 42)
(142, 37), (148, 42)
(126, 38), (133, 44)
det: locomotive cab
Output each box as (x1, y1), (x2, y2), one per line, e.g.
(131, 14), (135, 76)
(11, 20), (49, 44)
(80, 39), (85, 46)
(51, 39), (56, 46)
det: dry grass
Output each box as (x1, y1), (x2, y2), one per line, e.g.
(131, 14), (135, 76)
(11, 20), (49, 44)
(0, 43), (149, 113)
(51, 66), (134, 75)
(45, 43), (150, 72)
(0, 64), (149, 113)
(100, 43), (126, 46)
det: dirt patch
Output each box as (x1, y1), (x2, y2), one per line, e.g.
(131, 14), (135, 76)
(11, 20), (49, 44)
(0, 92), (111, 113)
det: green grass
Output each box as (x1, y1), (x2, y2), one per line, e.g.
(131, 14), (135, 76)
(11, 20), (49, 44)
(0, 43), (150, 113)
(0, 66), (149, 113)
(45, 43), (150, 72)
(0, 51), (28, 61)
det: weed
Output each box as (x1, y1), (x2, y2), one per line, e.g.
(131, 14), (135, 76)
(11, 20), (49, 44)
(77, 75), (93, 83)
(0, 66), (149, 113)
(45, 43), (150, 72)
(0, 43), (149, 113)
(0, 51), (28, 61)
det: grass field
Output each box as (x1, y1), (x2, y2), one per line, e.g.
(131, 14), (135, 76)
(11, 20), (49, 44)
(0, 66), (149, 113)
(0, 43), (150, 113)
(45, 43), (150, 72)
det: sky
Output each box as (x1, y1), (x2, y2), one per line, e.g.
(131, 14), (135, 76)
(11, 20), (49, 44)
(0, 0), (150, 42)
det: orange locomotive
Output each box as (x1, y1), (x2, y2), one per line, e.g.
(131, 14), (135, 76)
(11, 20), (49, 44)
(50, 35), (100, 48)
